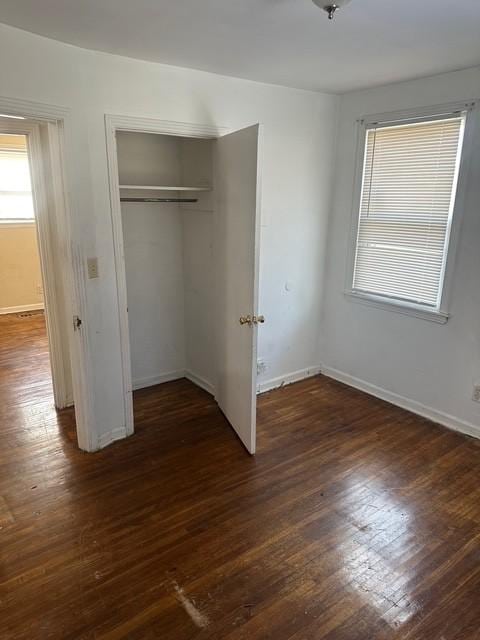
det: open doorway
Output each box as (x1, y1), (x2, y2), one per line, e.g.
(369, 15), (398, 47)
(0, 116), (76, 446)
(0, 131), (52, 414)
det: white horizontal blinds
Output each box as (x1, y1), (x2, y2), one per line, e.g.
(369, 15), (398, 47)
(353, 115), (464, 307)
(0, 139), (35, 220)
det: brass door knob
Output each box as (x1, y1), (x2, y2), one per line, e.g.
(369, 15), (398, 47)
(240, 314), (265, 326)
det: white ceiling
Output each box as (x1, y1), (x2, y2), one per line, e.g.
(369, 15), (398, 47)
(1, 0), (479, 93)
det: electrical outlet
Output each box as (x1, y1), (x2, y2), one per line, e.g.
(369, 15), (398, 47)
(36, 284), (43, 294)
(473, 385), (480, 403)
(87, 257), (99, 279)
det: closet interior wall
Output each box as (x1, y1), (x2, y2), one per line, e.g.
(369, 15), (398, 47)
(117, 132), (215, 394)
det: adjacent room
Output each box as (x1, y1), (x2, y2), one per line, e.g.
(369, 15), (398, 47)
(0, 131), (53, 433)
(0, 1), (479, 638)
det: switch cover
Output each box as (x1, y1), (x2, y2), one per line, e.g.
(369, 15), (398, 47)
(87, 257), (99, 279)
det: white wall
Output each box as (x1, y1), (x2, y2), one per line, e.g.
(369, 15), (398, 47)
(180, 138), (215, 392)
(321, 67), (480, 437)
(182, 209), (215, 391)
(122, 203), (186, 388)
(0, 23), (338, 446)
(118, 133), (186, 388)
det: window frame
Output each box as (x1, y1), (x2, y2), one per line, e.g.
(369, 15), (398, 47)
(345, 101), (476, 324)
(0, 139), (36, 224)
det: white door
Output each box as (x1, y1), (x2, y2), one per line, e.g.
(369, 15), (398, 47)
(215, 124), (262, 454)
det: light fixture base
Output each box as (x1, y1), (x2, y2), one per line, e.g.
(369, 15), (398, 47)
(312, 0), (352, 20)
(324, 4), (339, 20)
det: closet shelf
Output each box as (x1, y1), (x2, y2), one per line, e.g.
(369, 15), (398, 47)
(119, 185), (211, 192)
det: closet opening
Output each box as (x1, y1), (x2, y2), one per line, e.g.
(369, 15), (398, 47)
(110, 120), (263, 454)
(118, 131), (216, 401)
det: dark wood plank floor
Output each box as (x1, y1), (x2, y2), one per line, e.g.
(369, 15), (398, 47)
(1, 313), (480, 639)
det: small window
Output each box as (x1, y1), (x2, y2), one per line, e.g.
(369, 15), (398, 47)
(0, 135), (35, 222)
(351, 111), (466, 315)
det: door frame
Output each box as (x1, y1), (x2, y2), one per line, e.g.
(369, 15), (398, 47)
(0, 95), (95, 451)
(105, 114), (229, 437)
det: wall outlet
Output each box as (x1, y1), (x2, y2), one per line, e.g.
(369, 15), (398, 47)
(36, 284), (43, 295)
(257, 359), (267, 375)
(473, 385), (480, 403)
(87, 257), (99, 279)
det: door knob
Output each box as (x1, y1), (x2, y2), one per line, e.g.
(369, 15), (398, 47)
(253, 315), (265, 325)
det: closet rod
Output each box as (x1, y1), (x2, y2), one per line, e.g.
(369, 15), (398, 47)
(120, 197), (198, 203)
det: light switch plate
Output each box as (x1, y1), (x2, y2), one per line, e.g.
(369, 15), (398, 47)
(87, 257), (99, 279)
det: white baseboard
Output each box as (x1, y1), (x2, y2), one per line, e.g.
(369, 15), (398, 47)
(97, 426), (129, 450)
(321, 365), (480, 441)
(257, 366), (322, 394)
(0, 303), (44, 315)
(133, 369), (214, 395)
(56, 398), (74, 410)
(185, 370), (215, 396)
(132, 370), (185, 391)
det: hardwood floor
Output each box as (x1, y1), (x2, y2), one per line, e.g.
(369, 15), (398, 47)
(1, 313), (480, 639)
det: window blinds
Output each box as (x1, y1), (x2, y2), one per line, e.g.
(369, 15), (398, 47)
(353, 115), (465, 308)
(0, 147), (34, 220)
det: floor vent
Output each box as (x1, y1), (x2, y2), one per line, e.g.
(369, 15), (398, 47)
(17, 310), (44, 318)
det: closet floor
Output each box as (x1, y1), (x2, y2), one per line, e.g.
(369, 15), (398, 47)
(1, 314), (480, 639)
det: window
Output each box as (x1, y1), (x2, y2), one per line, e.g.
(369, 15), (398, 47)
(0, 135), (35, 222)
(350, 109), (467, 319)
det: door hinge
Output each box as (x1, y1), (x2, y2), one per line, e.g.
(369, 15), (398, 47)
(73, 315), (82, 331)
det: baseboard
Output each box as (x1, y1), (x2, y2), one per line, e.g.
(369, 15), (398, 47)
(132, 370), (185, 391)
(0, 303), (44, 315)
(56, 399), (74, 410)
(97, 426), (129, 450)
(321, 365), (480, 441)
(257, 366), (322, 394)
(133, 369), (214, 395)
(185, 370), (215, 396)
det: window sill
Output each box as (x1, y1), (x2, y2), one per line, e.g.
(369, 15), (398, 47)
(345, 290), (449, 324)
(0, 220), (36, 228)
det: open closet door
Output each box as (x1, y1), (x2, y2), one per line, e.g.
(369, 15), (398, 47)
(215, 124), (262, 455)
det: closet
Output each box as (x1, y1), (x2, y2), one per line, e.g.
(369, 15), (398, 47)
(113, 124), (262, 454)
(118, 132), (215, 396)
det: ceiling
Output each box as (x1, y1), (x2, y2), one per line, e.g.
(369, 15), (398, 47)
(0, 0), (479, 93)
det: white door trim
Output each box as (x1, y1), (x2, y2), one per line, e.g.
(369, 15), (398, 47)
(0, 96), (95, 451)
(105, 114), (228, 437)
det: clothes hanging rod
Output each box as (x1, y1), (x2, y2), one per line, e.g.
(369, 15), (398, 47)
(120, 197), (198, 203)
(119, 185), (211, 192)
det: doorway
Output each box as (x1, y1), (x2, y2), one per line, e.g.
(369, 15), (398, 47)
(0, 114), (81, 446)
(0, 130), (53, 420)
(106, 116), (263, 454)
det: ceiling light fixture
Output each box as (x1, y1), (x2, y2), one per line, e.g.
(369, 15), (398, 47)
(312, 0), (352, 20)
